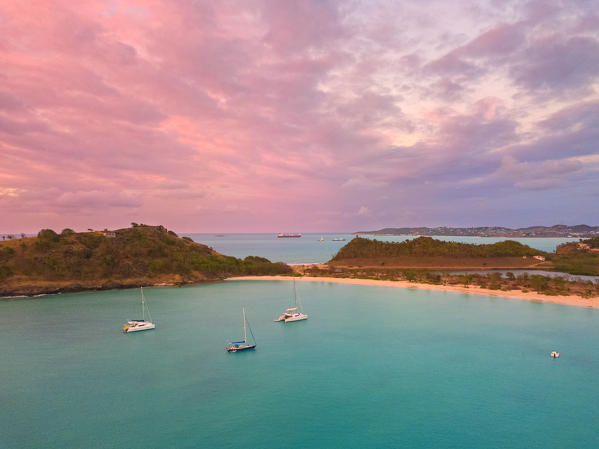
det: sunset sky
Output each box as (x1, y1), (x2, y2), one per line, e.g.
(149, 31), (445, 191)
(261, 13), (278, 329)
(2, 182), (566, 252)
(1, 0), (599, 233)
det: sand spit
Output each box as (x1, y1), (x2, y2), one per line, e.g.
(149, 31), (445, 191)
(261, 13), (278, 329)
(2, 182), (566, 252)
(226, 275), (599, 309)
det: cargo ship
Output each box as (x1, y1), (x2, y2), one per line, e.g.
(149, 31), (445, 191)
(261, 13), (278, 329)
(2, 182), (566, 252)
(277, 233), (302, 238)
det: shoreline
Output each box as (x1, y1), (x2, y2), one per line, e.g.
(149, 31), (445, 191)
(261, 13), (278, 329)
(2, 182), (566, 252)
(226, 275), (599, 309)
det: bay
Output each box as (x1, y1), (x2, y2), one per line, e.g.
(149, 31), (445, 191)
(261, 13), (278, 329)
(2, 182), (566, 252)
(1, 281), (598, 448)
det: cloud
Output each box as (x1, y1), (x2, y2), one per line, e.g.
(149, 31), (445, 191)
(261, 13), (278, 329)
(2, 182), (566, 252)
(0, 0), (598, 232)
(424, 22), (526, 81)
(500, 156), (583, 191)
(357, 206), (370, 216)
(56, 190), (142, 209)
(510, 36), (599, 95)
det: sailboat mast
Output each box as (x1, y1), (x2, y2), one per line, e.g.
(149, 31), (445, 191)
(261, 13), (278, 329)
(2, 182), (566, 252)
(293, 279), (297, 305)
(141, 287), (145, 321)
(243, 307), (247, 342)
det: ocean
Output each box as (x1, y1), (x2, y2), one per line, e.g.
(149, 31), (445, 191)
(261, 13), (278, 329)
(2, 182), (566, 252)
(182, 233), (580, 265)
(1, 280), (598, 448)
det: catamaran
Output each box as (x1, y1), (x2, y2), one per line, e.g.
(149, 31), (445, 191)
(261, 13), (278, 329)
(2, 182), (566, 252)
(226, 308), (256, 352)
(275, 279), (308, 323)
(122, 287), (156, 333)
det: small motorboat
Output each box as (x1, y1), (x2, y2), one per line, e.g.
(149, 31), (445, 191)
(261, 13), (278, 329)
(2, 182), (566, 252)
(550, 351), (560, 358)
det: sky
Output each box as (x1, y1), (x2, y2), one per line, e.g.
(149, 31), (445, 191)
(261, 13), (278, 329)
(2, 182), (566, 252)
(1, 0), (599, 233)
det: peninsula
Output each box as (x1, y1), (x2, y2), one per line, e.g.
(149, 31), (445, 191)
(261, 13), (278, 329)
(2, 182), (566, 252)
(0, 225), (291, 297)
(228, 236), (599, 306)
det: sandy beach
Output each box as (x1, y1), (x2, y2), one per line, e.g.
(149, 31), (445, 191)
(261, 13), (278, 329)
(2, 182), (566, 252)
(226, 275), (599, 309)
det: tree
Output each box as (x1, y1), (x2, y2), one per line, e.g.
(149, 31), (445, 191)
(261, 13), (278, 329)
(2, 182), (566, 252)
(461, 274), (473, 287)
(37, 229), (59, 242)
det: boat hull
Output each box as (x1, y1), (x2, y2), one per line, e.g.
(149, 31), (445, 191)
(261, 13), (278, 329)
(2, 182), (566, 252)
(124, 322), (156, 333)
(226, 344), (256, 352)
(284, 313), (308, 322)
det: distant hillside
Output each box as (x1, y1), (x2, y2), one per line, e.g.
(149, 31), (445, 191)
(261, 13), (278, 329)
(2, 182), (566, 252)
(332, 237), (547, 260)
(329, 236), (599, 275)
(0, 225), (291, 296)
(357, 225), (599, 238)
(553, 236), (599, 275)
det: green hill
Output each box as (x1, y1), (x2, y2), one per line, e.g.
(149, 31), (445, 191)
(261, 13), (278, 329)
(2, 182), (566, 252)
(553, 237), (599, 275)
(332, 236), (547, 260)
(0, 225), (291, 296)
(328, 236), (599, 275)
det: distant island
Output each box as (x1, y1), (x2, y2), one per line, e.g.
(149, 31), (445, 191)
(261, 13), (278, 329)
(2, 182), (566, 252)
(356, 224), (599, 238)
(0, 224), (291, 297)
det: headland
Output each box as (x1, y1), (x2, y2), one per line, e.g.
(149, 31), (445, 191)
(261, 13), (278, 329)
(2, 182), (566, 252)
(0, 225), (291, 297)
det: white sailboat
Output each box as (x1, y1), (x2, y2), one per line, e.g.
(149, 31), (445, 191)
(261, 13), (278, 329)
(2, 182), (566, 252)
(123, 287), (156, 333)
(275, 279), (308, 323)
(319, 236), (324, 242)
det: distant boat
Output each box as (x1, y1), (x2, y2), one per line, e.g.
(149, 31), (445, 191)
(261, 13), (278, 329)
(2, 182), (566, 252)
(278, 233), (302, 238)
(319, 236), (324, 242)
(123, 287), (156, 333)
(332, 237), (346, 241)
(226, 308), (257, 352)
(215, 234), (225, 237)
(275, 279), (308, 323)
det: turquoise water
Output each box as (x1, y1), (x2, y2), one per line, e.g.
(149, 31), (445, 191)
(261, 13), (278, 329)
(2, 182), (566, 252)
(184, 233), (578, 264)
(2, 281), (598, 448)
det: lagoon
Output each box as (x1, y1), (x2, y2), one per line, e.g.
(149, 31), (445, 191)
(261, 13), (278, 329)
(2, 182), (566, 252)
(1, 281), (598, 448)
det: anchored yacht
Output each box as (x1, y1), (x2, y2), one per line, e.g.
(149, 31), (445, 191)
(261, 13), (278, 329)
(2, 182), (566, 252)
(275, 279), (308, 323)
(123, 287), (156, 333)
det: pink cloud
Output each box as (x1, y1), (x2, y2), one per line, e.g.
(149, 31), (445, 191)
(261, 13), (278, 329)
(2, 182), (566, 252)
(0, 0), (598, 233)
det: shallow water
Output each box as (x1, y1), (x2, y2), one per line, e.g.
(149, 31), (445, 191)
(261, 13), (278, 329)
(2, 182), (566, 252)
(184, 233), (578, 264)
(1, 281), (598, 448)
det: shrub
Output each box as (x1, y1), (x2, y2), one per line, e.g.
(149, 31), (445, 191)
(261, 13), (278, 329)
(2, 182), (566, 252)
(0, 264), (12, 279)
(37, 229), (59, 242)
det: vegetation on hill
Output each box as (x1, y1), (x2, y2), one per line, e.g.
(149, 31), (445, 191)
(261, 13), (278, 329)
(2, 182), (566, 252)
(332, 237), (547, 260)
(301, 265), (599, 298)
(553, 237), (599, 275)
(328, 236), (599, 276)
(0, 225), (291, 296)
